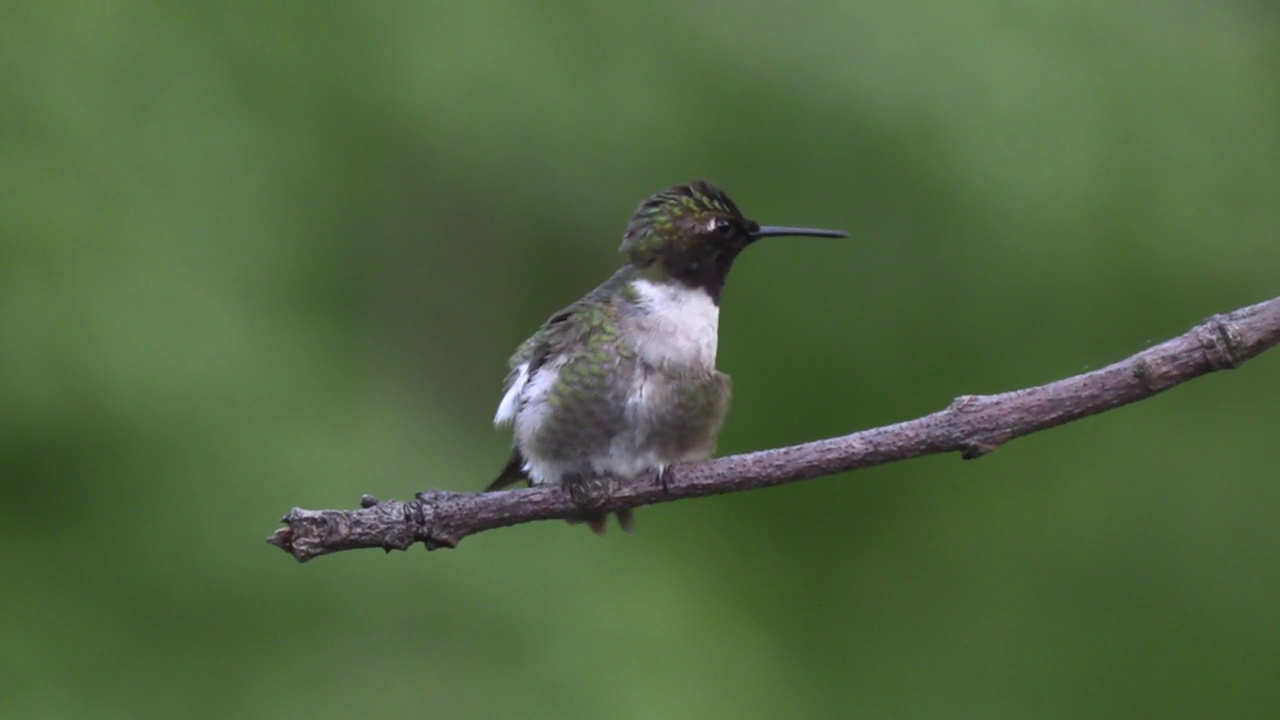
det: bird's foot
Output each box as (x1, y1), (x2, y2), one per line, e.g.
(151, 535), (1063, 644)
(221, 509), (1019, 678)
(657, 466), (674, 495)
(565, 472), (614, 511)
(564, 473), (618, 535)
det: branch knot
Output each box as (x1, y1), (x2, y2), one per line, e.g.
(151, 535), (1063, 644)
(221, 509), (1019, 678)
(1197, 315), (1244, 370)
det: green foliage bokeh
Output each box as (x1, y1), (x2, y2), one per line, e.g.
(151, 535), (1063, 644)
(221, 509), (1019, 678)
(3, 2), (1279, 718)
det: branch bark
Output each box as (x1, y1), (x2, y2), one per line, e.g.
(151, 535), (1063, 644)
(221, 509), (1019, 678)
(269, 295), (1280, 562)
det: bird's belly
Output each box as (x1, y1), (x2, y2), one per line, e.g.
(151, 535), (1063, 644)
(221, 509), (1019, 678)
(619, 367), (731, 467)
(514, 360), (730, 484)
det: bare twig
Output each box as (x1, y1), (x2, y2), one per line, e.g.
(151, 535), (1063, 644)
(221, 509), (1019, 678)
(269, 295), (1280, 562)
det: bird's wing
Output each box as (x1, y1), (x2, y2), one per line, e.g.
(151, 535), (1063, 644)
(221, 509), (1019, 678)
(486, 305), (582, 491)
(493, 305), (578, 427)
(487, 266), (637, 491)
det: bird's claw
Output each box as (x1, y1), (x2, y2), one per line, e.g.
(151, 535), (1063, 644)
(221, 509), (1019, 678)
(657, 466), (673, 494)
(566, 473), (614, 511)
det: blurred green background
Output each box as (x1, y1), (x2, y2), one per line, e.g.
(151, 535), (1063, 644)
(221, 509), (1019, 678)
(4, 2), (1280, 718)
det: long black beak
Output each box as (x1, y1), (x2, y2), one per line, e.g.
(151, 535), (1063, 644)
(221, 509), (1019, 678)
(751, 225), (849, 239)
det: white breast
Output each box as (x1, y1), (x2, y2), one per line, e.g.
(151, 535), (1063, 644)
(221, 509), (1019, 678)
(629, 278), (720, 369)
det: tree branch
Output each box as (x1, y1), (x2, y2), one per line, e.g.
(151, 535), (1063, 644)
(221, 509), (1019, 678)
(269, 295), (1280, 562)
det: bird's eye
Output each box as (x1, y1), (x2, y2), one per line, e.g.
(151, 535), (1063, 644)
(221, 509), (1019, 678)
(712, 218), (735, 236)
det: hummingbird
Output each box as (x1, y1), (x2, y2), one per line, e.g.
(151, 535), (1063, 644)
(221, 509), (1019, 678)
(486, 180), (847, 534)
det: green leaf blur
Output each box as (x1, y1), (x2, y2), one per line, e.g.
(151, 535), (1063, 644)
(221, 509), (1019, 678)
(3, 2), (1279, 718)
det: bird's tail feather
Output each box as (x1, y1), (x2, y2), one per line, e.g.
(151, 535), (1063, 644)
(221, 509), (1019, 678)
(572, 510), (635, 535)
(485, 449), (528, 491)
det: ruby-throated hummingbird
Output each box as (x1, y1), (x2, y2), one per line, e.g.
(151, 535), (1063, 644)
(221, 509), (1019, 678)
(486, 180), (847, 533)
